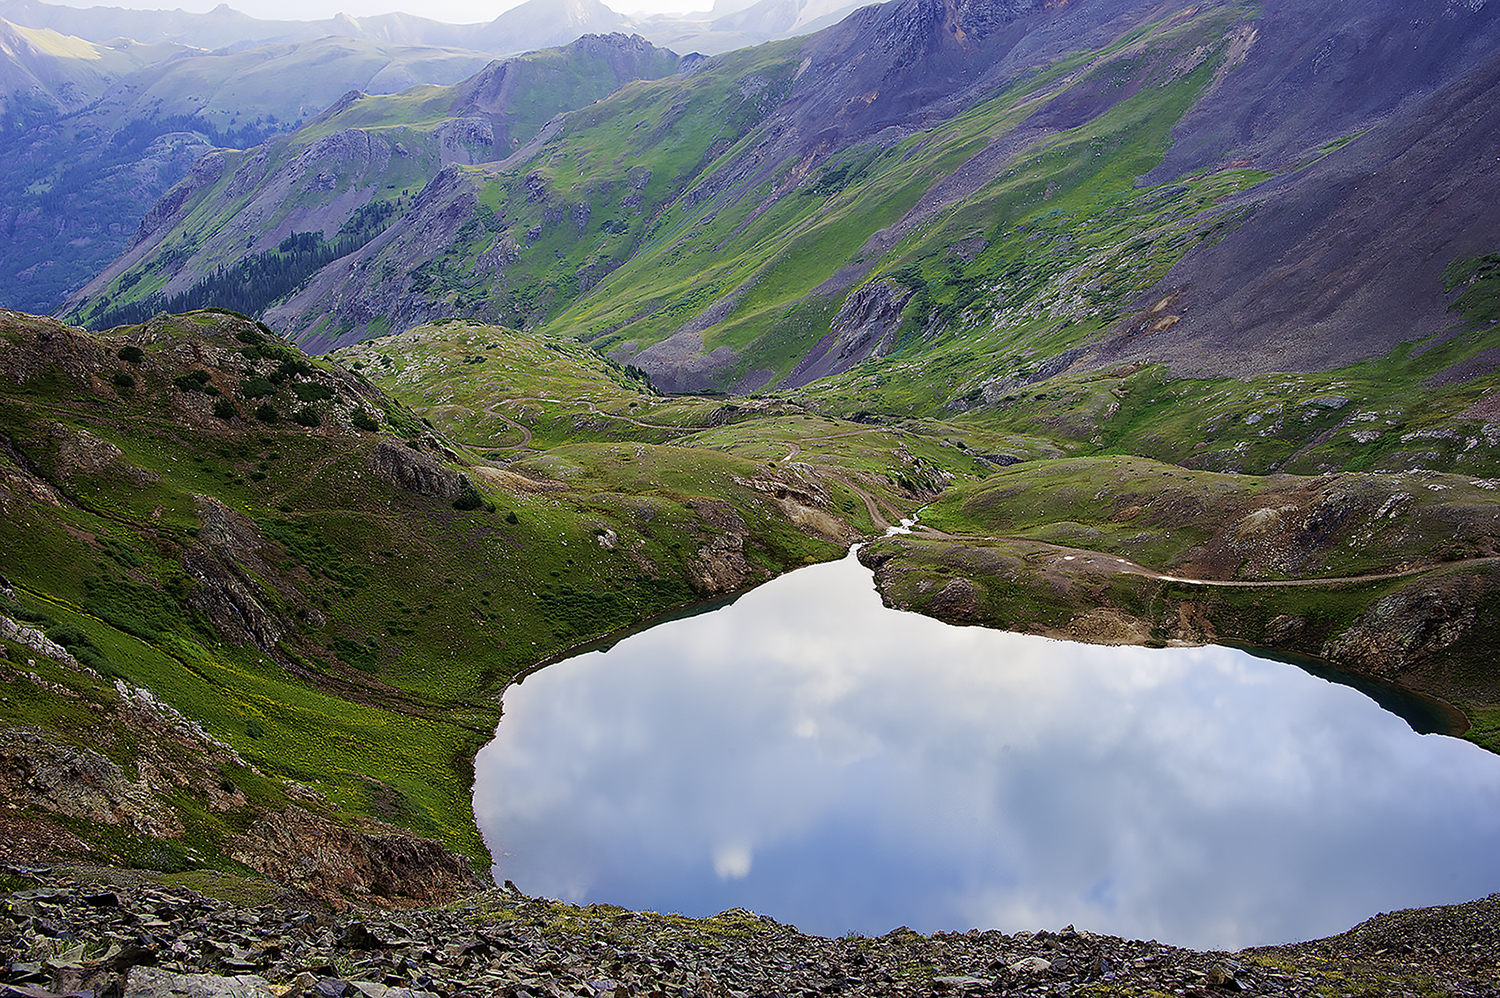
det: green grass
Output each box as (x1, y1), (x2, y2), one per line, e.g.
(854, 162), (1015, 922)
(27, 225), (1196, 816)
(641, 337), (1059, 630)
(917, 454), (1500, 578)
(0, 310), (887, 871)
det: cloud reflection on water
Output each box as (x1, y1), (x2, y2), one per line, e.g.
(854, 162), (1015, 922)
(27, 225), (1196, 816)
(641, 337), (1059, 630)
(473, 549), (1500, 949)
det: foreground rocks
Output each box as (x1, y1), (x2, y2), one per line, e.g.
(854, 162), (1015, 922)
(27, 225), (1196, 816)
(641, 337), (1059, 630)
(2, 866), (1498, 998)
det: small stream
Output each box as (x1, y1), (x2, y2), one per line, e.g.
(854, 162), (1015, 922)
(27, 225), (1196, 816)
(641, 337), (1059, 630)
(473, 548), (1500, 950)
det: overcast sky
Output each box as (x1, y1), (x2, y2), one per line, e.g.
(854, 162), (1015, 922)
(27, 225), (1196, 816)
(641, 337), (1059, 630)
(96, 0), (711, 24)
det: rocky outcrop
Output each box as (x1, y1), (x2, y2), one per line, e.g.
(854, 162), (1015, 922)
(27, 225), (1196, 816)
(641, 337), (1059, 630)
(780, 279), (914, 388)
(0, 312), (117, 386)
(687, 498), (756, 593)
(0, 726), (183, 838)
(131, 153), (229, 250)
(0, 615), (78, 667)
(434, 117), (496, 166)
(181, 497), (292, 652)
(1322, 578), (1483, 678)
(831, 278), (913, 362)
(181, 545), (290, 652)
(48, 422), (158, 485)
(0, 644), (481, 906)
(231, 806), (481, 907)
(366, 440), (469, 500)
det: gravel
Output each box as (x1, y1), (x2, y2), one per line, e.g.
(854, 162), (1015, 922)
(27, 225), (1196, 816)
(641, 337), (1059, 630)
(3, 865), (1497, 998)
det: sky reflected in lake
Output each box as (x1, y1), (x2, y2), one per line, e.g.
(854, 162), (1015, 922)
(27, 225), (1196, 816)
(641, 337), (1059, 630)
(473, 549), (1500, 950)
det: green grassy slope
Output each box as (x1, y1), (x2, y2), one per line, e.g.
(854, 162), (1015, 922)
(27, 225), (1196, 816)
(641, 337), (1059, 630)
(0, 308), (867, 873)
(63, 36), (684, 331)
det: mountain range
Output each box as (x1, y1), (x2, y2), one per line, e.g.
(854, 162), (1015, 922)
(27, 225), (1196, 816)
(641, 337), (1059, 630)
(61, 0), (1500, 400)
(0, 0), (871, 315)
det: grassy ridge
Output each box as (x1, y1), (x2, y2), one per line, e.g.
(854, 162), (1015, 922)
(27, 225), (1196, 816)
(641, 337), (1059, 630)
(0, 308), (880, 870)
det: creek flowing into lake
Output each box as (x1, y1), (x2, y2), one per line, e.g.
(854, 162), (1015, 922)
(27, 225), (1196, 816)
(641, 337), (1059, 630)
(473, 548), (1500, 950)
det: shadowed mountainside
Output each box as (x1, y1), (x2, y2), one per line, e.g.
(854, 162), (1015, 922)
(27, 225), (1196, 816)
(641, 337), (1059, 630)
(1102, 40), (1500, 379)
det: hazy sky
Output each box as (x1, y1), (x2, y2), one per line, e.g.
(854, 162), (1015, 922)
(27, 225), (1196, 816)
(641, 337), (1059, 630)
(97, 0), (710, 24)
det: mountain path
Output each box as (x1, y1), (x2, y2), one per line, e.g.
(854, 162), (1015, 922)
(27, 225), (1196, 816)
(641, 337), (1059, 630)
(892, 530), (1500, 589)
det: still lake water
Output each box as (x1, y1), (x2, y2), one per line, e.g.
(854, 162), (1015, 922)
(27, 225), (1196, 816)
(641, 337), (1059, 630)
(473, 548), (1500, 950)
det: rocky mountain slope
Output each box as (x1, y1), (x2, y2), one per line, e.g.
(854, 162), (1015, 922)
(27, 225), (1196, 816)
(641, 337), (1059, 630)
(74, 0), (1500, 410)
(59, 32), (686, 331)
(1103, 2), (1500, 377)
(0, 31), (505, 316)
(5, 866), (1499, 998)
(0, 0), (873, 317)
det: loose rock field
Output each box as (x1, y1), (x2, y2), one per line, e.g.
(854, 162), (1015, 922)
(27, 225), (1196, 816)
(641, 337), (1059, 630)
(3, 866), (1497, 998)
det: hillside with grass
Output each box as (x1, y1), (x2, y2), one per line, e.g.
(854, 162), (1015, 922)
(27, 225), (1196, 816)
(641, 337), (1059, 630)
(0, 306), (880, 878)
(8, 300), (1500, 890)
(64, 0), (1500, 410)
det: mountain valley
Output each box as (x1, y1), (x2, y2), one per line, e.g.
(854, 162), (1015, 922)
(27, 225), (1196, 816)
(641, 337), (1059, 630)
(3, 0), (1500, 988)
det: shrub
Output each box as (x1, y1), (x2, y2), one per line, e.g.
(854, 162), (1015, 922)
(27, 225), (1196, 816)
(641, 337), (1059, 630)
(212, 399), (237, 420)
(117, 345), (144, 363)
(352, 409), (379, 431)
(293, 382), (334, 402)
(241, 376), (275, 398)
(293, 406), (321, 427)
(43, 622), (116, 677)
(254, 403), (279, 423)
(452, 476), (485, 511)
(172, 370), (213, 393)
(112, 372), (135, 389)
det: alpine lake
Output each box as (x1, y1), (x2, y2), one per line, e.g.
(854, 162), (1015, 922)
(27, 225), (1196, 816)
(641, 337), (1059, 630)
(473, 545), (1500, 951)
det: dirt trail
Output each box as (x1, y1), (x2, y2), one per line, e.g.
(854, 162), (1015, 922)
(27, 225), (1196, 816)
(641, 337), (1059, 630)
(518, 396), (698, 433)
(481, 401), (532, 450)
(908, 533), (1500, 589)
(821, 475), (896, 531)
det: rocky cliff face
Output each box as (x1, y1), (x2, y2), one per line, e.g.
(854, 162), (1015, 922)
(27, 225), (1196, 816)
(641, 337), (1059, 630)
(232, 806), (481, 905)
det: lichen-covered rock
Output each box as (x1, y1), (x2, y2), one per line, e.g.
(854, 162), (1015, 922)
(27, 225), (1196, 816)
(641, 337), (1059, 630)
(0, 615), (79, 667)
(183, 496), (292, 652)
(688, 499), (755, 593)
(1322, 582), (1480, 677)
(0, 726), (183, 837)
(831, 278), (914, 363)
(125, 967), (280, 998)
